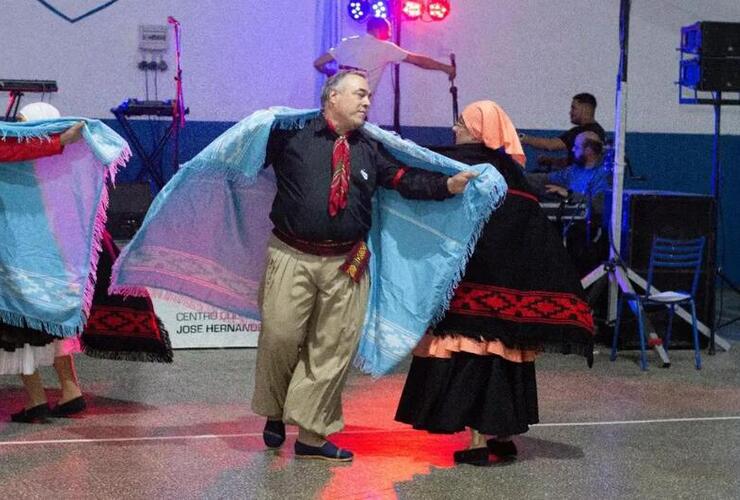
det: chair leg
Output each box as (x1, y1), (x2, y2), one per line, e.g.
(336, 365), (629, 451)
(611, 295), (624, 362)
(636, 302), (648, 371)
(690, 300), (701, 370)
(665, 305), (675, 352)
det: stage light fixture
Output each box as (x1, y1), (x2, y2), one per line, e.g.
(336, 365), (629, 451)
(347, 0), (370, 22)
(402, 1), (423, 20)
(427, 0), (450, 21)
(370, 0), (389, 19)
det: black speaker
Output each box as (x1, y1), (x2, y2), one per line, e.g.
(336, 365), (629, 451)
(106, 183), (153, 240)
(681, 22), (740, 57)
(619, 191), (715, 270)
(601, 190), (715, 348)
(680, 22), (740, 91)
(680, 57), (740, 92)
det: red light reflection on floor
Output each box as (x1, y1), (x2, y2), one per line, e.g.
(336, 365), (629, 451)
(315, 373), (467, 499)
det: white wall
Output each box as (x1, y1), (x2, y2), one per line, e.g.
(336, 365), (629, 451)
(1, 0), (319, 121)
(628, 1), (740, 133)
(2, 0), (739, 133)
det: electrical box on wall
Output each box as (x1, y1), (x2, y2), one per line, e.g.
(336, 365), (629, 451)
(139, 25), (169, 51)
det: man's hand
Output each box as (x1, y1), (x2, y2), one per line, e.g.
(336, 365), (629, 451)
(544, 184), (569, 198)
(446, 64), (457, 81)
(60, 122), (84, 146)
(447, 171), (477, 194)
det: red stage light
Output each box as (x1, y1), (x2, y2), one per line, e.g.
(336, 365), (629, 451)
(427, 0), (450, 21)
(402, 1), (423, 20)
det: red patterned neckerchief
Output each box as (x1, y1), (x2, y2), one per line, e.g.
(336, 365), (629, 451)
(325, 117), (354, 217)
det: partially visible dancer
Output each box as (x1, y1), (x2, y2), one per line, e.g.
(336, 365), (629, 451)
(519, 93), (605, 170)
(0, 103), (171, 423)
(395, 101), (595, 466)
(0, 103), (86, 422)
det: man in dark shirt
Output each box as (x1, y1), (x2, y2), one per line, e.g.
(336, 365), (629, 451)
(520, 93), (606, 170)
(252, 70), (476, 462)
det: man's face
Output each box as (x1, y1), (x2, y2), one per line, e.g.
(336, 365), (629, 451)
(569, 99), (588, 125)
(328, 74), (371, 131)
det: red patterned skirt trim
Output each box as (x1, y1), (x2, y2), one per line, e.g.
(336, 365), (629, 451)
(449, 282), (594, 332)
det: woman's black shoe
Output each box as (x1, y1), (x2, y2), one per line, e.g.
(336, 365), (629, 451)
(10, 403), (51, 423)
(50, 396), (86, 417)
(487, 439), (517, 458)
(453, 447), (490, 466)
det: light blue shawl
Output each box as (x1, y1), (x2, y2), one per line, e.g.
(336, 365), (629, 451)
(0, 118), (130, 336)
(111, 107), (507, 375)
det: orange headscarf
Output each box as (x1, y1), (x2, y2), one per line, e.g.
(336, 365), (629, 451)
(461, 100), (526, 167)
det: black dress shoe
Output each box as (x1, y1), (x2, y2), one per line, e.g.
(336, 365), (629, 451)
(487, 438), (517, 458)
(50, 396), (86, 417)
(10, 403), (51, 423)
(263, 419), (286, 448)
(453, 447), (489, 466)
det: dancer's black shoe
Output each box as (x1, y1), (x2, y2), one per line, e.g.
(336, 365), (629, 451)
(10, 403), (51, 423)
(263, 419), (286, 448)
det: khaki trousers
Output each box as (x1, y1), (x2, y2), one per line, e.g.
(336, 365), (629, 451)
(251, 236), (369, 437)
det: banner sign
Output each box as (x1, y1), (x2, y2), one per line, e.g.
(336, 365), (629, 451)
(151, 292), (260, 348)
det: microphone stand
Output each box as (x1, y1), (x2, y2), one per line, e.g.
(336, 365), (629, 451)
(168, 16), (186, 175)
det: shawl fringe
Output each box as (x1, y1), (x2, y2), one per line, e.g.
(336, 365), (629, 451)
(78, 145), (129, 330)
(430, 186), (507, 326)
(0, 309), (80, 338)
(82, 318), (173, 363)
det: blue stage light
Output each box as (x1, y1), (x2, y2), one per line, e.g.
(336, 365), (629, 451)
(370, 0), (389, 19)
(347, 1), (370, 22)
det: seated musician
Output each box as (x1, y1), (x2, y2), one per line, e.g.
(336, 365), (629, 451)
(526, 131), (610, 215)
(526, 131), (611, 275)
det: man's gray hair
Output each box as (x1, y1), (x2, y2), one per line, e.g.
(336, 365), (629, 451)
(320, 70), (368, 108)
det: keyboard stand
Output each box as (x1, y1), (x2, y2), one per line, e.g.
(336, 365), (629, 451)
(110, 101), (188, 190)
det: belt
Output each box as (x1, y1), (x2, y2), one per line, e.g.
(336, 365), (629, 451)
(273, 227), (357, 256)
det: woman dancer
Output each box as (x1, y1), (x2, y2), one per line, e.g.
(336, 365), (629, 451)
(395, 101), (594, 465)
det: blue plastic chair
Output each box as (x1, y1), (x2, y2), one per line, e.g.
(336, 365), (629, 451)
(611, 236), (706, 370)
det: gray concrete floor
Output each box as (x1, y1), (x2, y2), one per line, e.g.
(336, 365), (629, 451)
(2, 308), (739, 499)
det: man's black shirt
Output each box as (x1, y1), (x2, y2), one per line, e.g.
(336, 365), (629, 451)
(265, 115), (451, 242)
(559, 122), (606, 162)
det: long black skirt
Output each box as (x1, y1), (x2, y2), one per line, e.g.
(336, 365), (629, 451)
(395, 352), (538, 436)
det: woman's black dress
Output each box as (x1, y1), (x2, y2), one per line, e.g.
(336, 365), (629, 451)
(395, 144), (594, 436)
